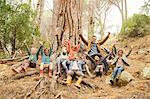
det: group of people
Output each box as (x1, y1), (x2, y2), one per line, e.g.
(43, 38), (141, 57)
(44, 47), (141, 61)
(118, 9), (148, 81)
(12, 32), (132, 87)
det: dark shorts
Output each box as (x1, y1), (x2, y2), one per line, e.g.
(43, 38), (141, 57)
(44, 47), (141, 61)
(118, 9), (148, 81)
(29, 62), (36, 68)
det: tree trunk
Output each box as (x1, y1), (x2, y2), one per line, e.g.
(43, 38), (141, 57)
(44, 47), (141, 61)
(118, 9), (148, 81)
(52, 0), (83, 50)
(11, 28), (17, 56)
(33, 0), (45, 28)
(0, 41), (11, 57)
(121, 0), (124, 24)
(124, 0), (128, 21)
(88, 0), (95, 38)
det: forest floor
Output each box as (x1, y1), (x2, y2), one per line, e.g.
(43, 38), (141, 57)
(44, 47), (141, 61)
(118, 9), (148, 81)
(0, 35), (150, 99)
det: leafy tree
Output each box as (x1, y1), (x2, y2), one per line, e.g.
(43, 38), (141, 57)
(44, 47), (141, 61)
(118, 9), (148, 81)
(120, 14), (150, 38)
(0, 0), (40, 57)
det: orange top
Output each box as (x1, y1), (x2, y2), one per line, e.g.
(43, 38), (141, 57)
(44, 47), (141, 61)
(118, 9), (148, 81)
(67, 40), (80, 60)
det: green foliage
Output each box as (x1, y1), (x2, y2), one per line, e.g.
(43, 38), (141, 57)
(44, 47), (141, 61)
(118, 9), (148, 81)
(120, 14), (150, 38)
(0, 51), (7, 59)
(0, 0), (40, 54)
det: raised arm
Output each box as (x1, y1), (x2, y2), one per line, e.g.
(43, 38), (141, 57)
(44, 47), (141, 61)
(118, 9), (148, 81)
(40, 46), (44, 56)
(126, 47), (132, 57)
(103, 47), (110, 54)
(76, 43), (80, 52)
(67, 40), (71, 53)
(112, 44), (117, 57)
(49, 47), (53, 57)
(98, 32), (110, 45)
(36, 45), (42, 56)
(79, 34), (88, 46)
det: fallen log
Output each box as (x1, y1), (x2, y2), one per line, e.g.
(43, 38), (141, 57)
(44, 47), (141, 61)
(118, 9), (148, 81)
(0, 56), (29, 64)
(16, 56), (29, 62)
(26, 78), (43, 97)
(0, 57), (21, 62)
(12, 70), (39, 80)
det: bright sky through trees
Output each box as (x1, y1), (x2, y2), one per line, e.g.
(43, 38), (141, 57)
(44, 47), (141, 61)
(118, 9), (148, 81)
(32, 0), (144, 34)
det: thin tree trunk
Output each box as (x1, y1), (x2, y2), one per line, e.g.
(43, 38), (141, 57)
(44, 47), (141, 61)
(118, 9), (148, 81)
(121, 0), (124, 24)
(11, 27), (17, 56)
(124, 0), (128, 21)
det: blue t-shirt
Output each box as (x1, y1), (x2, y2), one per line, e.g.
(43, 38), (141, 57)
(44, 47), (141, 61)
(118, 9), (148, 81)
(89, 43), (99, 56)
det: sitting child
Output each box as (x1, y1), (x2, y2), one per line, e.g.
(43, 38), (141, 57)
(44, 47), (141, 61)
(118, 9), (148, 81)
(65, 53), (85, 88)
(110, 47), (132, 84)
(61, 39), (80, 73)
(12, 43), (42, 73)
(94, 56), (105, 77)
(77, 53), (86, 73)
(56, 45), (69, 76)
(39, 45), (53, 78)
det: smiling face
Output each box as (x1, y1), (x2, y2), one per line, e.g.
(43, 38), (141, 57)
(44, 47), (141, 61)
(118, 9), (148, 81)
(44, 48), (49, 56)
(62, 46), (67, 53)
(118, 49), (123, 57)
(92, 36), (96, 43)
(31, 48), (37, 55)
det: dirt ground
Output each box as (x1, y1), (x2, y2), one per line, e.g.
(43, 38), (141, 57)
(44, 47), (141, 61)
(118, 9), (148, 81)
(0, 35), (150, 99)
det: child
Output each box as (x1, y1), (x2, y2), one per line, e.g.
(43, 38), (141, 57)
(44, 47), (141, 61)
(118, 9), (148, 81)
(12, 43), (42, 73)
(94, 56), (105, 77)
(56, 45), (69, 76)
(77, 53), (86, 73)
(110, 47), (132, 84)
(40, 45), (53, 78)
(65, 53), (85, 88)
(61, 39), (80, 73)
(68, 40), (80, 60)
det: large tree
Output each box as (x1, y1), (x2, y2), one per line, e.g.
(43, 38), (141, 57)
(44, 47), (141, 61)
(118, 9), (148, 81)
(51, 0), (83, 51)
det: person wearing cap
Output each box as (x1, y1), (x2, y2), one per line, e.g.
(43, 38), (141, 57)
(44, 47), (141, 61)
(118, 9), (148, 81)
(110, 47), (132, 84)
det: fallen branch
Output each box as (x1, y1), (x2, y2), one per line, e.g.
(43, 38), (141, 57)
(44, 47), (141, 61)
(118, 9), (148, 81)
(16, 56), (29, 62)
(12, 70), (39, 80)
(0, 56), (29, 64)
(82, 78), (99, 90)
(55, 91), (63, 98)
(37, 88), (47, 99)
(0, 57), (21, 62)
(26, 78), (43, 97)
